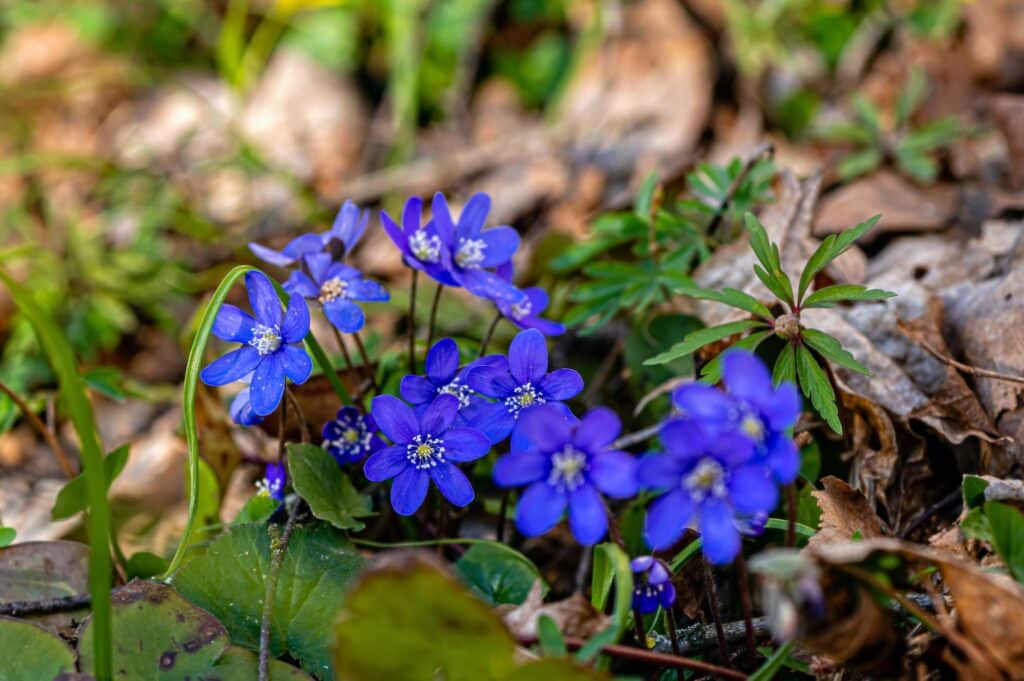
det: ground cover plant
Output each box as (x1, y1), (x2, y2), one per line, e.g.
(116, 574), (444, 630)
(1, 1), (1024, 680)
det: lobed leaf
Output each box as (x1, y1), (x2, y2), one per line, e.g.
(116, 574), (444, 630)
(797, 214), (881, 303)
(801, 328), (870, 376)
(674, 286), (773, 321)
(802, 284), (895, 308)
(795, 344), (842, 434)
(643, 319), (768, 366)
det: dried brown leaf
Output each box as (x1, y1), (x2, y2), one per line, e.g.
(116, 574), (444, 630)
(499, 581), (610, 640)
(807, 476), (890, 551)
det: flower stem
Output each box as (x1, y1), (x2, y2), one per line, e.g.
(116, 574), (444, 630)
(352, 332), (379, 394)
(733, 551), (758, 667)
(331, 327), (366, 406)
(425, 281), (444, 352)
(258, 500), (300, 681)
(479, 311), (501, 357)
(276, 391), (288, 463)
(785, 483), (797, 547)
(408, 270), (419, 374)
(701, 558), (731, 668)
(665, 606), (684, 681)
(633, 606), (648, 648)
(285, 387), (309, 443)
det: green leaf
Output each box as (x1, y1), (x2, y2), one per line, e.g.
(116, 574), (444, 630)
(837, 147), (882, 181)
(537, 615), (567, 657)
(643, 320), (767, 366)
(287, 443), (373, 532)
(0, 542), (90, 635)
(172, 522), (365, 680)
(802, 283), (896, 308)
(577, 543), (632, 663)
(0, 528), (14, 547)
(801, 328), (870, 376)
(674, 286), (773, 320)
(0, 267), (113, 678)
(0, 616), (76, 680)
(852, 93), (881, 132)
(796, 344), (842, 434)
(83, 366), (128, 402)
(455, 542), (545, 606)
(896, 149), (938, 184)
(773, 344), (797, 386)
(51, 443), (130, 520)
(819, 121), (874, 145)
(124, 551), (168, 580)
(233, 493), (281, 526)
(749, 641), (795, 681)
(753, 264), (796, 308)
(896, 67), (927, 127)
(797, 215), (880, 302)
(960, 508), (993, 544)
(744, 213), (778, 271)
(699, 330), (772, 384)
(962, 474), (990, 509)
(79, 580), (312, 680)
(986, 502), (1024, 583)
(634, 172), (659, 219)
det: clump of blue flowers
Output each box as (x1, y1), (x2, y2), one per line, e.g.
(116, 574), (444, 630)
(322, 406), (383, 465)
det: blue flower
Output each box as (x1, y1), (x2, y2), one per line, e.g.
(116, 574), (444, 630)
(258, 462), (287, 501)
(672, 350), (800, 484)
(631, 556), (676, 614)
(466, 329), (583, 442)
(431, 193), (524, 303)
(493, 264), (564, 336)
(493, 404), (637, 545)
(200, 271), (312, 416)
(283, 253), (389, 333)
(399, 338), (497, 432)
(322, 406), (384, 465)
(364, 394), (490, 516)
(229, 384), (262, 426)
(249, 200), (369, 266)
(639, 418), (778, 565)
(380, 195), (458, 286)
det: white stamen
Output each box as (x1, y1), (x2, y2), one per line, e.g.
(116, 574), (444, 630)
(511, 299), (533, 320)
(504, 382), (545, 418)
(318, 277), (349, 304)
(249, 324), (282, 356)
(438, 378), (472, 409)
(548, 445), (587, 491)
(409, 230), (441, 263)
(683, 458), (728, 502)
(406, 433), (446, 469)
(455, 238), (487, 268)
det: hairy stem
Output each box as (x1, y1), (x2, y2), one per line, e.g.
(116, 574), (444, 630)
(702, 558), (731, 668)
(258, 501), (301, 681)
(479, 312), (501, 357)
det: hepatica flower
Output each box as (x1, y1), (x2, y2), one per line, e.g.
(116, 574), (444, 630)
(494, 264), (564, 336)
(249, 200), (369, 266)
(381, 195), (457, 286)
(365, 394), (490, 515)
(673, 350), (800, 484)
(400, 338), (496, 430)
(257, 462), (287, 501)
(284, 253), (389, 333)
(200, 271), (311, 416)
(431, 193), (524, 303)
(322, 406), (383, 465)
(493, 404), (637, 545)
(632, 556), (676, 614)
(639, 418), (777, 565)
(467, 329), (583, 442)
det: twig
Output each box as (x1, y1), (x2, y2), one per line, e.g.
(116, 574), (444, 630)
(0, 593), (92, 616)
(408, 270), (419, 375)
(425, 282), (444, 353)
(702, 558), (731, 667)
(899, 487), (961, 539)
(734, 551), (758, 666)
(258, 501), (301, 681)
(633, 606), (649, 648)
(612, 423), (662, 450)
(898, 322), (1024, 385)
(0, 379), (75, 478)
(479, 312), (501, 358)
(651, 616), (771, 656)
(785, 483), (797, 548)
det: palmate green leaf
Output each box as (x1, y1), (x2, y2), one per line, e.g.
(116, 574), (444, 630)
(287, 443), (373, 532)
(795, 344), (842, 433)
(674, 286), (773, 321)
(896, 67), (927, 127)
(852, 93), (881, 132)
(753, 263), (795, 307)
(51, 443), (130, 520)
(0, 616), (77, 681)
(643, 319), (768, 366)
(455, 543), (545, 606)
(896, 148), (938, 184)
(836, 147), (882, 182)
(634, 172), (660, 219)
(797, 214), (881, 303)
(801, 328), (870, 376)
(802, 283), (895, 308)
(171, 522), (365, 680)
(985, 502), (1024, 583)
(773, 343), (797, 385)
(699, 330), (772, 384)
(744, 213), (778, 272)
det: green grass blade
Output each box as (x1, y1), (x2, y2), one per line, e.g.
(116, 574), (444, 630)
(0, 268), (113, 680)
(163, 265), (350, 579)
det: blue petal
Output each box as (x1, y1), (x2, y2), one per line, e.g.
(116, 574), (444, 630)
(248, 242), (295, 267)
(400, 375), (437, 406)
(349, 279), (390, 302)
(659, 419), (710, 459)
(465, 361), (516, 398)
(537, 369), (584, 401)
(456, 193), (490, 238)
(508, 329), (548, 385)
(200, 346), (262, 387)
(431, 193), (457, 245)
(212, 304), (256, 343)
(519, 316), (565, 337)
(284, 271), (319, 299)
(430, 462), (474, 507)
(323, 299), (364, 333)
(477, 226), (520, 268)
(515, 482), (566, 537)
(371, 395), (419, 444)
(391, 467), (429, 516)
(364, 445), (407, 481)
(493, 450), (548, 487)
(250, 355), (286, 416)
(671, 384), (737, 430)
(420, 394), (459, 435)
(441, 427), (490, 462)
(280, 294), (310, 343)
(708, 430), (757, 467)
(282, 233), (327, 260)
(723, 350), (774, 407)
(568, 484), (608, 546)
(765, 382), (801, 431)
(763, 431), (799, 484)
(644, 489), (692, 550)
(425, 338), (459, 384)
(637, 453), (684, 489)
(229, 388), (261, 426)
(280, 345), (312, 384)
(380, 207), (408, 251)
(402, 196), (423, 232)
(466, 401), (515, 444)
(698, 499), (741, 565)
(728, 465), (779, 514)
(588, 450), (637, 499)
(330, 200), (368, 252)
(572, 407), (620, 451)
(246, 271), (283, 327)
(516, 404), (571, 452)
(456, 268), (525, 303)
